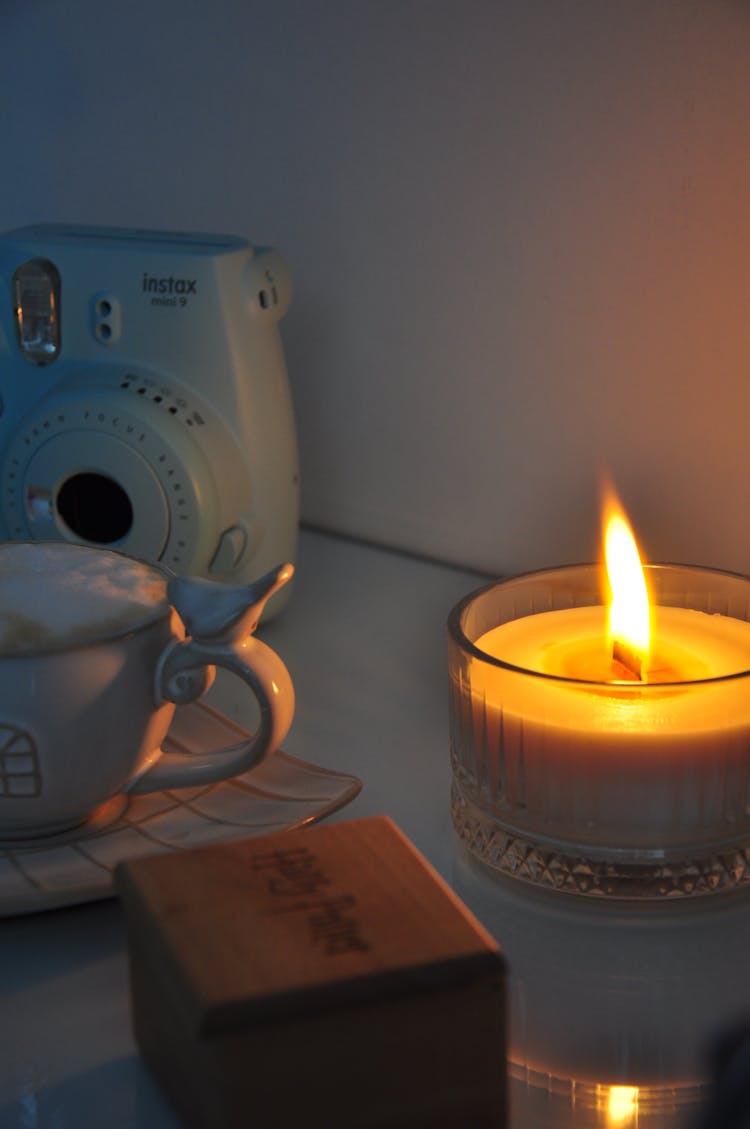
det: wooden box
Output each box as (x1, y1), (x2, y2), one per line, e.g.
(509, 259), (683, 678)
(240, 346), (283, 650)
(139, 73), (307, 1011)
(116, 815), (507, 1129)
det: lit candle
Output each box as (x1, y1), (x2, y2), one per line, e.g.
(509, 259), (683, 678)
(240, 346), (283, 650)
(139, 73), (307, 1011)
(449, 492), (750, 897)
(479, 493), (750, 687)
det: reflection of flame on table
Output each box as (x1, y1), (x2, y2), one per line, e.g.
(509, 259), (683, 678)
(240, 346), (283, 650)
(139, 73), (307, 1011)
(508, 1062), (703, 1128)
(452, 838), (737, 1129)
(602, 1084), (638, 1126)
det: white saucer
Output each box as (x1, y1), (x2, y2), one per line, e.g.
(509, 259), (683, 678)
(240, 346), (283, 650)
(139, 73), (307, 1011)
(0, 702), (362, 917)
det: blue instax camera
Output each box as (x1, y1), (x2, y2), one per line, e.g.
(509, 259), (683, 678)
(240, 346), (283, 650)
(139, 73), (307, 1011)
(0, 224), (299, 600)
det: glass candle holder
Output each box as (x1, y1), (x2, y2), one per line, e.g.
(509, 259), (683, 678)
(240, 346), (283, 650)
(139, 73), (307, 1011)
(448, 563), (750, 899)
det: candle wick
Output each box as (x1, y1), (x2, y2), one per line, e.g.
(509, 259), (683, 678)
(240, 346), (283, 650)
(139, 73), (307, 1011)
(611, 638), (645, 682)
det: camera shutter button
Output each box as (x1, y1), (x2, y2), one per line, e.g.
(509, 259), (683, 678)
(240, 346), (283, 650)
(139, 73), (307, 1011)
(208, 524), (248, 576)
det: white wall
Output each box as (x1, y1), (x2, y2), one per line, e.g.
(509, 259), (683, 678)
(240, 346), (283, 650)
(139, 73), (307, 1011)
(2, 1), (750, 576)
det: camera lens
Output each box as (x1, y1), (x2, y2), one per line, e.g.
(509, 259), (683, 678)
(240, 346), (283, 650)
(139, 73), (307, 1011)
(56, 472), (134, 544)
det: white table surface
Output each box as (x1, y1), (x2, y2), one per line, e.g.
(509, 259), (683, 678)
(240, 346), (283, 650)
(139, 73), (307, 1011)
(1, 528), (748, 1129)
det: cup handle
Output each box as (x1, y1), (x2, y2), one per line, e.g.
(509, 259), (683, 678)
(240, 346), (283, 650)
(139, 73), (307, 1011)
(124, 632), (295, 795)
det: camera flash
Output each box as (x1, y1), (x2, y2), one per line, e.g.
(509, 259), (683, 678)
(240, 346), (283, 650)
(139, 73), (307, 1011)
(13, 258), (61, 365)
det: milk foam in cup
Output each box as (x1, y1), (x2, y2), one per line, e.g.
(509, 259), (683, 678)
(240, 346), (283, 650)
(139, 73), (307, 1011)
(0, 542), (167, 652)
(0, 541), (294, 839)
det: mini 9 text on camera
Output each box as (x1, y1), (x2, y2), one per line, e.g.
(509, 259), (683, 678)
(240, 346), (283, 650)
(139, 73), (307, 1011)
(0, 224), (299, 609)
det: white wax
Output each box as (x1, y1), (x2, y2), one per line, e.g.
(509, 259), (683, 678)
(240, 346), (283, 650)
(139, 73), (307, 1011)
(462, 605), (750, 852)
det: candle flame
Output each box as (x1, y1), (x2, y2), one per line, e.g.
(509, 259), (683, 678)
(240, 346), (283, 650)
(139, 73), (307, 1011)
(604, 493), (650, 680)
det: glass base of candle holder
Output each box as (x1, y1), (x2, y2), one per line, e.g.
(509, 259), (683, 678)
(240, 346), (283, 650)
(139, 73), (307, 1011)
(452, 782), (750, 900)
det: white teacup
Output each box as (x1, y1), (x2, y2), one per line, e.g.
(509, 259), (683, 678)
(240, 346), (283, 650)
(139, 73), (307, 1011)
(0, 541), (295, 839)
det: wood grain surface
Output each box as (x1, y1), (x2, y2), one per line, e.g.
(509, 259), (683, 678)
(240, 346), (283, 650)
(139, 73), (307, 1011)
(116, 815), (507, 1128)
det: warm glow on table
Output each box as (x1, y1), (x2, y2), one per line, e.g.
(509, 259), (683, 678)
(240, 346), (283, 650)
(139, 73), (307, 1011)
(605, 1084), (639, 1126)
